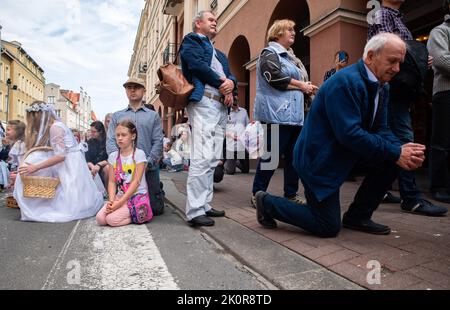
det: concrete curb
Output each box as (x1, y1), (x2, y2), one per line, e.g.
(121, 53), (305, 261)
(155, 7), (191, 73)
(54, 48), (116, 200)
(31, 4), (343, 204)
(161, 176), (363, 290)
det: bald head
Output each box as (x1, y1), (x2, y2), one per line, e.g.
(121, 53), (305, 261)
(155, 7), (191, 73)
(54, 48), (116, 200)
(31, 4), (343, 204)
(364, 33), (406, 84)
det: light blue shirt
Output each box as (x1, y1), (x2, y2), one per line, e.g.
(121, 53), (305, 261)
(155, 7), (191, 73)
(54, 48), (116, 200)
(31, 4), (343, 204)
(364, 64), (383, 126)
(197, 34), (226, 96)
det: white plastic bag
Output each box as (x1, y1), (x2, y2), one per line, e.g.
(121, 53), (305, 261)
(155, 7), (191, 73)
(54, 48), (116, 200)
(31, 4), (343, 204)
(239, 121), (265, 159)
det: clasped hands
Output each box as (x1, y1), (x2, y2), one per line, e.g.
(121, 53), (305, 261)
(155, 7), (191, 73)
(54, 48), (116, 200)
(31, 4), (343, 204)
(301, 81), (319, 96)
(105, 200), (121, 215)
(219, 77), (235, 107)
(396, 143), (426, 171)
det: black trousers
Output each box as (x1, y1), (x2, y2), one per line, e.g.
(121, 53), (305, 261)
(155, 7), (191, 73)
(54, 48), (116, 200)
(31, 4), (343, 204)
(430, 90), (450, 192)
(145, 166), (165, 216)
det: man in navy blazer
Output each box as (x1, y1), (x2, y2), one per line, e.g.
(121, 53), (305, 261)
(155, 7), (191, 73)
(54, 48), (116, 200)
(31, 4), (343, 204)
(255, 33), (428, 237)
(180, 10), (237, 227)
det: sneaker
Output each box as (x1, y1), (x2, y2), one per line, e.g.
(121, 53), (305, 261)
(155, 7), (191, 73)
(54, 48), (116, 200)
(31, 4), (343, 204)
(382, 192), (402, 204)
(287, 194), (307, 205)
(401, 199), (448, 217)
(250, 194), (257, 209)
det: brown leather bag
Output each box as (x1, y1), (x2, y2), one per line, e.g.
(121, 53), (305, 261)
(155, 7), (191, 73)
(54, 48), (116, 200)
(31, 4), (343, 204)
(157, 42), (193, 111)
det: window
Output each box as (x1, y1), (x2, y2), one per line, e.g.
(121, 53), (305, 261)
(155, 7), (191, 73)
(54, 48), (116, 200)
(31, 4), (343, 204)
(0, 92), (3, 111)
(48, 96), (55, 104)
(6, 66), (10, 80)
(56, 110), (61, 118)
(0, 62), (3, 82)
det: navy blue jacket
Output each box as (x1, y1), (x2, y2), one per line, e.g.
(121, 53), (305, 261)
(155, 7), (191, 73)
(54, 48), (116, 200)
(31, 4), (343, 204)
(180, 32), (237, 103)
(293, 60), (402, 202)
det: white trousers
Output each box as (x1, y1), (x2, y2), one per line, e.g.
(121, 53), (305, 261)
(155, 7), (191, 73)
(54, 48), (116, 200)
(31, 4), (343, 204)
(185, 96), (227, 220)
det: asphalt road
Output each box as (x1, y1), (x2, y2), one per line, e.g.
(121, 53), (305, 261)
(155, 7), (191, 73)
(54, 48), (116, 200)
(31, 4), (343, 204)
(0, 194), (271, 290)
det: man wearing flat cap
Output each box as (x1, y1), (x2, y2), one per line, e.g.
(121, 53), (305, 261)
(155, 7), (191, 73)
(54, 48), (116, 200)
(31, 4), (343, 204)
(106, 77), (165, 216)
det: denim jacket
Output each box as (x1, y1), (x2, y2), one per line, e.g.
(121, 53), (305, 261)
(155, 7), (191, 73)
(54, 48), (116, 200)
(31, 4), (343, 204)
(253, 42), (304, 126)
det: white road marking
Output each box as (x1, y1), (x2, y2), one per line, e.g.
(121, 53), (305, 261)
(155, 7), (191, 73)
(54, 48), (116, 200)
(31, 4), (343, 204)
(88, 223), (179, 290)
(41, 220), (81, 290)
(43, 219), (179, 290)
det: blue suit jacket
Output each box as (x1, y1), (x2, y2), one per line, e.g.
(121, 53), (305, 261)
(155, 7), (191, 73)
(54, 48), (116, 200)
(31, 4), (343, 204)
(180, 32), (237, 103)
(293, 60), (402, 202)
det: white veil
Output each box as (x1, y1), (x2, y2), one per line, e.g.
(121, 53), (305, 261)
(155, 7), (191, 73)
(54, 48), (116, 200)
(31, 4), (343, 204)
(26, 102), (61, 147)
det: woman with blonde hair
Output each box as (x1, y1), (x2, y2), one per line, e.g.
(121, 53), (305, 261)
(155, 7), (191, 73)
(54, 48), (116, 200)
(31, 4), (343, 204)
(14, 101), (103, 222)
(251, 19), (318, 208)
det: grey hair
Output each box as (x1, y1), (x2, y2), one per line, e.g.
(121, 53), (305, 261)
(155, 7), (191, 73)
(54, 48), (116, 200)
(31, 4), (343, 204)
(192, 10), (214, 32)
(363, 33), (405, 60)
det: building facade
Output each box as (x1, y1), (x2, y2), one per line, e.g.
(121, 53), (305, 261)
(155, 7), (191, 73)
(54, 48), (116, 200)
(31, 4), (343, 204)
(78, 87), (93, 134)
(45, 83), (79, 130)
(1, 40), (45, 125)
(45, 84), (95, 134)
(131, 0), (444, 145)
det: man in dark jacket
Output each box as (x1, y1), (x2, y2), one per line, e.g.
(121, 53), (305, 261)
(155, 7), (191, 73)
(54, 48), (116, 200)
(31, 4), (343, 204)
(180, 10), (238, 227)
(255, 33), (429, 238)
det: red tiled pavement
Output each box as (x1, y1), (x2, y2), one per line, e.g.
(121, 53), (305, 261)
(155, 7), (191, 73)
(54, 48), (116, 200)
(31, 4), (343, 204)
(166, 169), (450, 290)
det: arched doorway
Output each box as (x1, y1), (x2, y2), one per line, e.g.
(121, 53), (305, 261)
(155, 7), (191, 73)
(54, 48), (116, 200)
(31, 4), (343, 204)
(267, 0), (310, 71)
(228, 35), (251, 112)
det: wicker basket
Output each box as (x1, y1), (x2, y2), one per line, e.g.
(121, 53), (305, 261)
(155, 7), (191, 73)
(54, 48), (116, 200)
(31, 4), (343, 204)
(20, 147), (60, 199)
(7, 196), (19, 209)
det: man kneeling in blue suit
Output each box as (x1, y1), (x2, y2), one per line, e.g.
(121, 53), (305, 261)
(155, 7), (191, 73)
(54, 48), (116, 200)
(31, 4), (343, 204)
(255, 33), (428, 237)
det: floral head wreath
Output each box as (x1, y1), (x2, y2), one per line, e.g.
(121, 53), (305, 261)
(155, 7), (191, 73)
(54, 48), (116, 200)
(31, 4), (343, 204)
(26, 102), (56, 113)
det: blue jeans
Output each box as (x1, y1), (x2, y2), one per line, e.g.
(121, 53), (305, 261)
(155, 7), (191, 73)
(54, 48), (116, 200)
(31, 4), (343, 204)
(263, 161), (400, 238)
(388, 99), (422, 204)
(252, 124), (301, 198)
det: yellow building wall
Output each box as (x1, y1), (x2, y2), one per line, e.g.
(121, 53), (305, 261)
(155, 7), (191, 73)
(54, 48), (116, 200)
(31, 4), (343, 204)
(1, 41), (45, 124)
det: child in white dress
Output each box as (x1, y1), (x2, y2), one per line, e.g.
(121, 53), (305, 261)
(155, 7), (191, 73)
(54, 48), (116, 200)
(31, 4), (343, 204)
(6, 120), (26, 184)
(14, 101), (103, 223)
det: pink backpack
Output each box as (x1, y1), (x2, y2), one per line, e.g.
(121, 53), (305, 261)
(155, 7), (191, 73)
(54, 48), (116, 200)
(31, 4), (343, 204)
(115, 151), (153, 224)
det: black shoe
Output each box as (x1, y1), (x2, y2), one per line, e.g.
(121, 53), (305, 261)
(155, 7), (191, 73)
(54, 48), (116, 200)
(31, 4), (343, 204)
(401, 199), (448, 217)
(188, 215), (215, 227)
(255, 191), (277, 229)
(342, 214), (391, 235)
(236, 162), (249, 174)
(214, 164), (225, 183)
(382, 192), (402, 204)
(432, 191), (450, 204)
(206, 208), (226, 217)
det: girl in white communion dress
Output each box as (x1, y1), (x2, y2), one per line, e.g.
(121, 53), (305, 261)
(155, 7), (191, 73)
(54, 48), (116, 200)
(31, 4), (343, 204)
(14, 101), (103, 223)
